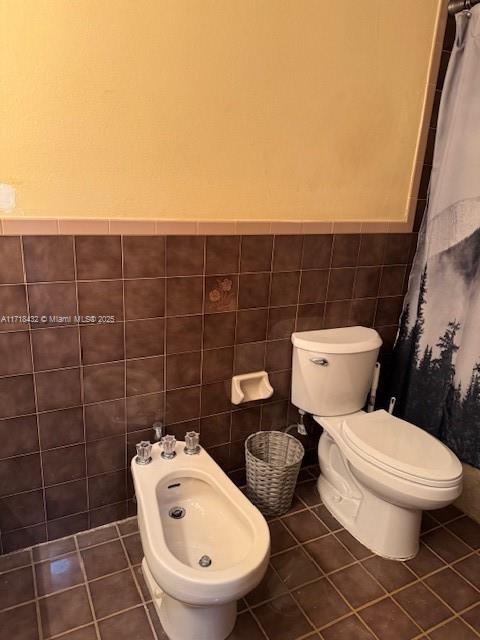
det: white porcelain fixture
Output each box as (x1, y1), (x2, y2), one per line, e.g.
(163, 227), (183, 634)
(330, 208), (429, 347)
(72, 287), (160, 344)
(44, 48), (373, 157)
(131, 441), (270, 640)
(231, 370), (273, 405)
(291, 326), (463, 560)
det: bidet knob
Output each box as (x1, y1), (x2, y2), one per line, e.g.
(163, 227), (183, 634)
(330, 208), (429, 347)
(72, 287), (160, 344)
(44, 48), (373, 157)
(161, 435), (177, 459)
(184, 431), (200, 455)
(135, 441), (152, 465)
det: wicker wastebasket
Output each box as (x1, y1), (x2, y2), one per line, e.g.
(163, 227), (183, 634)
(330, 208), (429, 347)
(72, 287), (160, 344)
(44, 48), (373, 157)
(245, 431), (305, 517)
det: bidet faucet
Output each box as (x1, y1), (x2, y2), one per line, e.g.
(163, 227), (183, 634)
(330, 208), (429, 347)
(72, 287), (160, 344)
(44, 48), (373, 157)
(161, 435), (177, 459)
(184, 431), (200, 455)
(135, 441), (152, 465)
(152, 421), (165, 442)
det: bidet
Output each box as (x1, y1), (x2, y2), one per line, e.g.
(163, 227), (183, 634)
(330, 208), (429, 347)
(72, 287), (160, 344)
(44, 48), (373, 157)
(131, 437), (270, 640)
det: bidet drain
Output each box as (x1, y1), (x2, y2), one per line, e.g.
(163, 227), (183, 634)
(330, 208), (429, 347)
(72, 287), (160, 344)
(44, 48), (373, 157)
(168, 506), (185, 519)
(199, 555), (212, 567)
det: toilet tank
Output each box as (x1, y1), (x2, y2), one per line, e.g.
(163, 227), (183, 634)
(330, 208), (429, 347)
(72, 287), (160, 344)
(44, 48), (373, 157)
(291, 326), (382, 416)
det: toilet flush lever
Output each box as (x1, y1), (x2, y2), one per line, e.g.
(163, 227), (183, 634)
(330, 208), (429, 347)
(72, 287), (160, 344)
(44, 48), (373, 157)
(310, 357), (329, 366)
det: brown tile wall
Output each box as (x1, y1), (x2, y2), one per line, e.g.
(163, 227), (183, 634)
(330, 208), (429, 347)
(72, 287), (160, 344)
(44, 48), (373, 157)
(0, 231), (416, 553)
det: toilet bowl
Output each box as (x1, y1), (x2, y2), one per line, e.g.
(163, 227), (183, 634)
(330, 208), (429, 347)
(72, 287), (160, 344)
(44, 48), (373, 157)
(291, 326), (463, 560)
(316, 410), (462, 559)
(131, 440), (270, 640)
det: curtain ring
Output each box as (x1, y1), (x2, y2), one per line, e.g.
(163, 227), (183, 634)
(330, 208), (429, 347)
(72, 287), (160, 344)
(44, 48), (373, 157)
(464, 0), (472, 17)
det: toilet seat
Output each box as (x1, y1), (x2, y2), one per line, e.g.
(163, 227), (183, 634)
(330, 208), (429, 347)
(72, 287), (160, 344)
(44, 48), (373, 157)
(341, 410), (462, 488)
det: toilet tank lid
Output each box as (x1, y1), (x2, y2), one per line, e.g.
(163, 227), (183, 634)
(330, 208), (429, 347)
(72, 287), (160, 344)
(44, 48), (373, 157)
(292, 326), (382, 354)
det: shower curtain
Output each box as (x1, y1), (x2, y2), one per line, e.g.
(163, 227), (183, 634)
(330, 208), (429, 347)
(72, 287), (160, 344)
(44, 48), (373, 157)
(391, 7), (480, 469)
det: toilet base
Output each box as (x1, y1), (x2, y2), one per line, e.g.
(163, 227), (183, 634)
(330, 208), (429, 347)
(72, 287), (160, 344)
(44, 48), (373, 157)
(142, 558), (237, 640)
(318, 475), (421, 560)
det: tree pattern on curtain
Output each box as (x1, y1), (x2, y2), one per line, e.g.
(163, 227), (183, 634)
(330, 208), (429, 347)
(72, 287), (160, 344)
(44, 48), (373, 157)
(393, 258), (480, 469)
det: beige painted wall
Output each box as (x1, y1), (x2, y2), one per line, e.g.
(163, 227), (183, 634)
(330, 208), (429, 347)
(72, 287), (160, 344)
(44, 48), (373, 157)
(0, 0), (444, 221)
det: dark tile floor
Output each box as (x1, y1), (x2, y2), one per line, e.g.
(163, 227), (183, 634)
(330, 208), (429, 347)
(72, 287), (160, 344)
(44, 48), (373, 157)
(1, 467), (479, 640)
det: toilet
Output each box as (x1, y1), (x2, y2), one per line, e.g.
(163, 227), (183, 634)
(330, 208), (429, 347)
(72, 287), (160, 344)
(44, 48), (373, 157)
(131, 439), (270, 640)
(291, 326), (463, 560)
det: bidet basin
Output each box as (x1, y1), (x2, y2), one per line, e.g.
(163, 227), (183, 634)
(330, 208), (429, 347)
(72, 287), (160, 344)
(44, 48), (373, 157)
(158, 475), (252, 570)
(131, 440), (270, 640)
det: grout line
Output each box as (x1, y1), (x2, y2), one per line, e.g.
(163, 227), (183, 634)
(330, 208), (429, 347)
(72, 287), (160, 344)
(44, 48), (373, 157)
(448, 554), (480, 593)
(0, 559), (33, 574)
(372, 240), (386, 327)
(263, 237), (275, 365)
(422, 525), (477, 560)
(46, 601), (149, 633)
(73, 534), (101, 640)
(21, 561), (143, 603)
(20, 237), (49, 543)
(243, 602), (271, 640)
(47, 622), (97, 640)
(459, 601), (480, 639)
(346, 236), (363, 326)
(196, 237), (207, 433)
(293, 241), (304, 335)
(91, 603), (152, 626)
(162, 237), (167, 434)
(424, 609), (480, 639)
(0, 472), (121, 500)
(71, 236), (90, 536)
(321, 233), (335, 328)
(30, 547), (45, 640)
(409, 548), (478, 583)
(0, 224), (420, 238)
(115, 523), (159, 640)
(0, 362), (80, 380)
(0, 338), (172, 380)
(119, 236), (129, 519)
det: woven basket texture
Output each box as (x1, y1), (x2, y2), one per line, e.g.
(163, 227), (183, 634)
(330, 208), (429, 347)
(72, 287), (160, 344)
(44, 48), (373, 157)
(245, 430), (305, 517)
